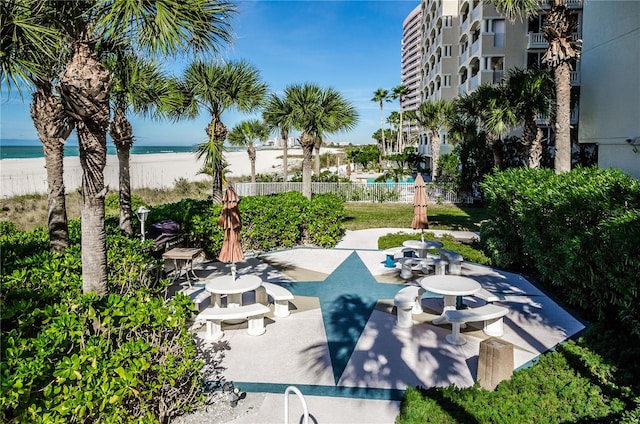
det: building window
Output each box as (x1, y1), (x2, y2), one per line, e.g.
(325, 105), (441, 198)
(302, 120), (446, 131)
(444, 45), (452, 57)
(443, 75), (451, 87)
(443, 15), (452, 27)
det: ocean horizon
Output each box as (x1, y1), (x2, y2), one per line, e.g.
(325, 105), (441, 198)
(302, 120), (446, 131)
(0, 139), (246, 160)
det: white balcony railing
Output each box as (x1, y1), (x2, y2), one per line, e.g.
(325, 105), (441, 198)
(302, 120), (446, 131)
(528, 32), (546, 48)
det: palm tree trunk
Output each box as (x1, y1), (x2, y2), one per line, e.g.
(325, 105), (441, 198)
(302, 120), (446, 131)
(78, 121), (109, 296)
(314, 143), (321, 178)
(379, 103), (386, 154)
(523, 111), (541, 168)
(554, 62), (572, 173)
(206, 119), (227, 204)
(59, 40), (111, 296)
(281, 129), (289, 182)
(398, 112), (404, 153)
(430, 132), (441, 179)
(487, 135), (503, 169)
(110, 107), (134, 236)
(30, 82), (74, 254)
(300, 132), (314, 199)
(248, 145), (256, 184)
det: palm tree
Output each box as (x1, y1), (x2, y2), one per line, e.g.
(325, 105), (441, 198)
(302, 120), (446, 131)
(504, 67), (554, 168)
(403, 109), (418, 147)
(2, 1), (74, 254)
(182, 60), (268, 203)
(391, 85), (409, 153)
(387, 111), (401, 154)
(286, 83), (358, 199)
(455, 84), (518, 169)
(415, 99), (453, 179)
(371, 88), (391, 154)
(263, 93), (296, 181)
(106, 52), (179, 236)
(227, 119), (269, 184)
(489, 0), (581, 173)
(5, 0), (236, 295)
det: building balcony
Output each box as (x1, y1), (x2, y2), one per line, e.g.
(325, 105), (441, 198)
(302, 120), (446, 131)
(528, 32), (582, 49)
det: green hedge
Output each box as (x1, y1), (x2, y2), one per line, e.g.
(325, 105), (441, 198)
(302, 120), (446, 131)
(480, 167), (640, 333)
(148, 191), (345, 256)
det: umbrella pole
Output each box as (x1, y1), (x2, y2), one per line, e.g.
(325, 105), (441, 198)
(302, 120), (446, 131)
(421, 230), (424, 243)
(230, 263), (237, 280)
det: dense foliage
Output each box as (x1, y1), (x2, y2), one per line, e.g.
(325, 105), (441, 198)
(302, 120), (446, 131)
(0, 219), (204, 423)
(480, 167), (640, 334)
(147, 192), (345, 255)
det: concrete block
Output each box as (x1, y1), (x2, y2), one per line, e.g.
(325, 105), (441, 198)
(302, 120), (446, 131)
(477, 337), (514, 390)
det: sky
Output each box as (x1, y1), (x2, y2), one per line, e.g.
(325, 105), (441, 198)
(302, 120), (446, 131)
(0, 0), (420, 147)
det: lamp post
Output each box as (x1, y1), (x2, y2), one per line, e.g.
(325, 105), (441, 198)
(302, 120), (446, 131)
(135, 206), (150, 240)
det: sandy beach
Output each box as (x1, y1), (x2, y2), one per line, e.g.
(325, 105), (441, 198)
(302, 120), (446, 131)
(0, 148), (314, 198)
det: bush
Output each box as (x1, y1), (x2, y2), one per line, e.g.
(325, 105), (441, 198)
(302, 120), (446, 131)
(148, 192), (346, 257)
(0, 225), (205, 423)
(480, 167), (640, 334)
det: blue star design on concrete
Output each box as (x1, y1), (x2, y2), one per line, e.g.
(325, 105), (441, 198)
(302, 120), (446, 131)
(279, 251), (403, 384)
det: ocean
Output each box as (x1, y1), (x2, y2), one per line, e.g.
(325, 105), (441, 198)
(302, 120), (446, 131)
(0, 145), (199, 160)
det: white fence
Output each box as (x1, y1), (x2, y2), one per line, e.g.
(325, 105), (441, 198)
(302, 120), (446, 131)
(234, 182), (473, 204)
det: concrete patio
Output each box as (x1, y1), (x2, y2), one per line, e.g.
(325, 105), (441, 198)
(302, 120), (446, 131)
(176, 228), (586, 423)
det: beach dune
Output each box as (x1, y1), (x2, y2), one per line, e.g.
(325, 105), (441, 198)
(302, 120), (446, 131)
(0, 148), (307, 198)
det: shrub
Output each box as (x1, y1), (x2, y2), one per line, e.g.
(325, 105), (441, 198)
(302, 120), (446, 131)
(480, 167), (640, 334)
(0, 226), (207, 423)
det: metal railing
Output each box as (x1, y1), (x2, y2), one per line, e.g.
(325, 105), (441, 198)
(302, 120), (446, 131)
(234, 182), (474, 204)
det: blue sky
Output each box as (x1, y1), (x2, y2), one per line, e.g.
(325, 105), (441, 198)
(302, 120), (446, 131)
(0, 0), (419, 146)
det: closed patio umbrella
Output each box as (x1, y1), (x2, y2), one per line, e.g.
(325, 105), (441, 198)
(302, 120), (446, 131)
(218, 185), (244, 278)
(411, 174), (429, 241)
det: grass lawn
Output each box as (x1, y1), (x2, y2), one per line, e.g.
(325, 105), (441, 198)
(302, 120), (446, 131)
(343, 202), (493, 232)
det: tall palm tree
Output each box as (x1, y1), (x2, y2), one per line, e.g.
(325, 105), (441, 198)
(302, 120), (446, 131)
(263, 93), (296, 181)
(106, 52), (179, 236)
(415, 99), (453, 179)
(371, 88), (391, 154)
(286, 83), (358, 199)
(182, 60), (268, 203)
(5, 0), (236, 295)
(391, 84), (409, 153)
(504, 67), (554, 168)
(489, 0), (581, 173)
(2, 1), (74, 254)
(227, 119), (269, 184)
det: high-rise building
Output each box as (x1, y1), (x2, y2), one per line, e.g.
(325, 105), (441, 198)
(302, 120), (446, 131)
(406, 0), (585, 174)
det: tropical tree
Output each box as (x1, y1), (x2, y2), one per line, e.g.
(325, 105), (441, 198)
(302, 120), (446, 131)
(403, 109), (419, 146)
(2, 1), (75, 254)
(227, 119), (269, 184)
(371, 88), (391, 154)
(106, 52), (180, 236)
(391, 84), (409, 152)
(3, 0), (236, 295)
(182, 60), (268, 203)
(415, 99), (453, 179)
(286, 83), (358, 199)
(387, 111), (401, 153)
(263, 92), (296, 181)
(504, 67), (554, 168)
(455, 84), (517, 169)
(489, 0), (581, 173)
